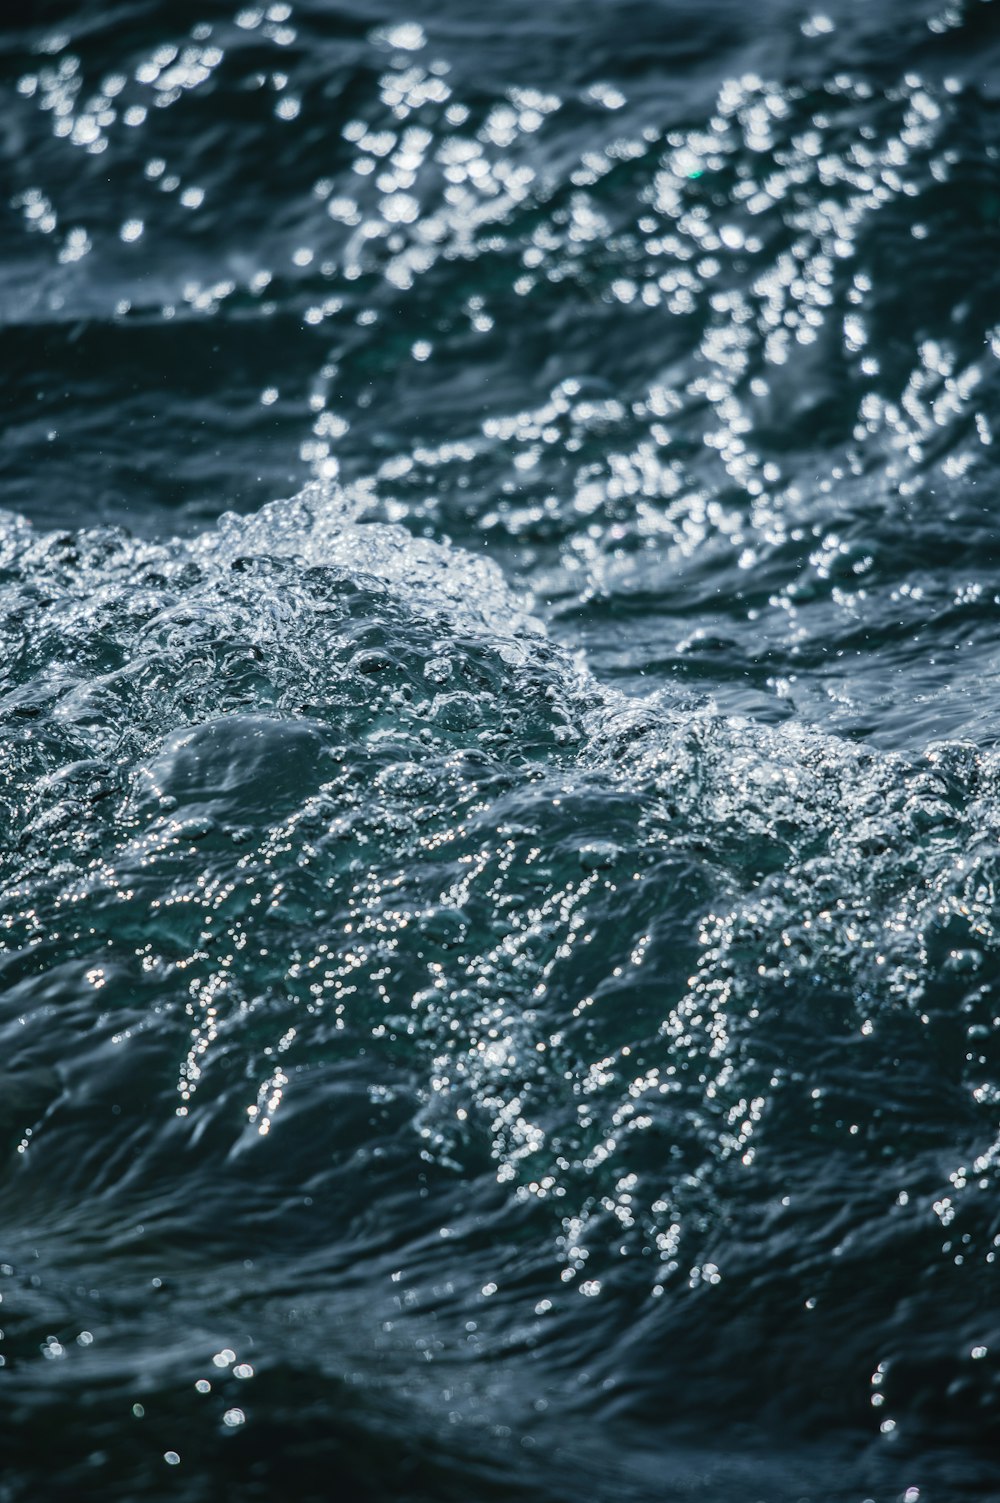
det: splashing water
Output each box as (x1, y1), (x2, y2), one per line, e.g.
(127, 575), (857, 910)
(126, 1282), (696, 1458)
(3, 2), (1000, 1500)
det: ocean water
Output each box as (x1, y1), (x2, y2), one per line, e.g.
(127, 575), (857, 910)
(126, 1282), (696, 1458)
(3, 1), (1000, 1499)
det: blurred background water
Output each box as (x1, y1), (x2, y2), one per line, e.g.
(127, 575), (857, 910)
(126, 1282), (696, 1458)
(3, 1), (1000, 1499)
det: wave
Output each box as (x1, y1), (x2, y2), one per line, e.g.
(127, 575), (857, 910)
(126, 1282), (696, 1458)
(0, 488), (997, 1496)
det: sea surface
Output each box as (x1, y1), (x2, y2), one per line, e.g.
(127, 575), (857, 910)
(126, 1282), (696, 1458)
(3, 1), (1000, 1499)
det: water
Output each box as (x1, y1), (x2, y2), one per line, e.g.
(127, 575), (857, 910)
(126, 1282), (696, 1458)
(3, 2), (1000, 1499)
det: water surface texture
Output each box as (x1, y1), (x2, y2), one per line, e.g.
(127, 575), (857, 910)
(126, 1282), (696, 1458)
(3, 2), (1000, 1500)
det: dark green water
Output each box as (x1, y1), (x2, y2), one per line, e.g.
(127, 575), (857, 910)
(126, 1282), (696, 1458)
(3, 2), (1000, 1499)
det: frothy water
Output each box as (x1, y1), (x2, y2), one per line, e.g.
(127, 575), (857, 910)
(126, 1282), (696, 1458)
(3, 2), (1000, 1499)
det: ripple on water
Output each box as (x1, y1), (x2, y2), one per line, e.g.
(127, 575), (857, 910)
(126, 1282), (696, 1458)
(6, 6), (1000, 747)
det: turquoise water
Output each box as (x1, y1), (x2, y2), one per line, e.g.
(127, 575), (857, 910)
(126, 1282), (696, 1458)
(3, 3), (1000, 1499)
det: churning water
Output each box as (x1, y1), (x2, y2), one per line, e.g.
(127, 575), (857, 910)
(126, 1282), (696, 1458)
(3, 2), (1000, 1499)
